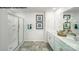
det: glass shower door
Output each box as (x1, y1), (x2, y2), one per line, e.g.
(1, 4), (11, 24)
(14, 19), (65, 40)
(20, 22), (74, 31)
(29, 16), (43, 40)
(8, 14), (19, 51)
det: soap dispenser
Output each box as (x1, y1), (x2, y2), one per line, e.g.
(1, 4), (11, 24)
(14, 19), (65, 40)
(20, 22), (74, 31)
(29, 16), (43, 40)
(74, 24), (78, 29)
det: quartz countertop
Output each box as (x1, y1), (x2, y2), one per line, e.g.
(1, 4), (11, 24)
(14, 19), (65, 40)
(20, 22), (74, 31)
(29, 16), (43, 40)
(52, 32), (79, 51)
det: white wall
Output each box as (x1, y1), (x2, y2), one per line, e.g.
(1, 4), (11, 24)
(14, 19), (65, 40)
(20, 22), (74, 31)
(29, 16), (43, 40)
(54, 8), (64, 32)
(45, 11), (55, 33)
(45, 11), (56, 41)
(24, 12), (46, 41)
(16, 12), (46, 42)
(0, 9), (8, 50)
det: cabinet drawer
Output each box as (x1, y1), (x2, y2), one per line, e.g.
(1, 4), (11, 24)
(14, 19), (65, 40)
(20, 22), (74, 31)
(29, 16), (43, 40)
(55, 37), (75, 51)
(54, 40), (63, 51)
(48, 33), (55, 50)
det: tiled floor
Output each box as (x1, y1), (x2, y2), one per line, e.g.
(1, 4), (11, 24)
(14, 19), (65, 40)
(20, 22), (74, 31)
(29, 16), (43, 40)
(18, 41), (53, 51)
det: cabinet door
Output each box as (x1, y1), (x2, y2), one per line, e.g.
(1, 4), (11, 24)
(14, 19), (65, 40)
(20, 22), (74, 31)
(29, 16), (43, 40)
(19, 18), (24, 44)
(8, 14), (19, 51)
(48, 32), (55, 50)
(54, 39), (63, 51)
(54, 37), (75, 51)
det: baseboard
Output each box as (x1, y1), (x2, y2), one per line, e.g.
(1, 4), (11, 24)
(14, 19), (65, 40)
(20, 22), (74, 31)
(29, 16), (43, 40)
(24, 40), (48, 43)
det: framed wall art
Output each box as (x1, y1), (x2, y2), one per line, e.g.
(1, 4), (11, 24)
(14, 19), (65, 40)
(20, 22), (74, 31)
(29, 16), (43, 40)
(36, 15), (43, 29)
(36, 23), (43, 29)
(36, 15), (43, 22)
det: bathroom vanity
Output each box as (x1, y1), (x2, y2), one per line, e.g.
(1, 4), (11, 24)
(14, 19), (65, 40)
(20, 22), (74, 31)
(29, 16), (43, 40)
(46, 7), (79, 51)
(48, 32), (79, 51)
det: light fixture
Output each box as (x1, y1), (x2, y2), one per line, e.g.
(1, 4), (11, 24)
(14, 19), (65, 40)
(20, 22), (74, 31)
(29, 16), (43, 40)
(52, 8), (57, 11)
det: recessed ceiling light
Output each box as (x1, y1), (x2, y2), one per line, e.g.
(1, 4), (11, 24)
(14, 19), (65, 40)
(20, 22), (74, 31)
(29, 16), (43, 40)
(52, 8), (57, 11)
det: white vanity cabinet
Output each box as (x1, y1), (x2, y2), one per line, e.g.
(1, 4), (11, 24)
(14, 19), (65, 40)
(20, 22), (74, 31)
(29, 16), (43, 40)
(48, 32), (76, 51)
(54, 37), (75, 51)
(48, 32), (55, 50)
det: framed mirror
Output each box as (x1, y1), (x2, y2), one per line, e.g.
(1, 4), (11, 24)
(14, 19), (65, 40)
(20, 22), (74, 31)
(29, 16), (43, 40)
(63, 15), (71, 20)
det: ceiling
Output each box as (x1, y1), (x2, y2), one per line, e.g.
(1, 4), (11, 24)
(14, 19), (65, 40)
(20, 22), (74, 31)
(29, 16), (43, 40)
(10, 7), (59, 13)
(64, 7), (79, 13)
